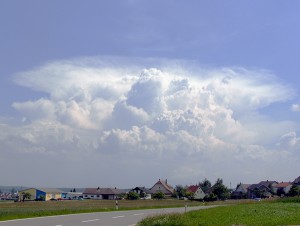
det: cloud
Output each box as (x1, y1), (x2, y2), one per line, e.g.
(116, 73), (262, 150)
(277, 132), (300, 151)
(292, 104), (300, 112)
(1, 57), (299, 187)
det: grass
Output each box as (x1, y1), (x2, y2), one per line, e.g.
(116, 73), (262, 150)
(138, 198), (300, 226)
(0, 199), (203, 221)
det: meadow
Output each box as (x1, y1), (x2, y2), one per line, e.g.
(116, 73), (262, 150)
(0, 199), (202, 221)
(138, 197), (300, 226)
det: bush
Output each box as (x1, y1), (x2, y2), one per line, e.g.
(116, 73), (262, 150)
(153, 192), (165, 200)
(126, 191), (140, 200)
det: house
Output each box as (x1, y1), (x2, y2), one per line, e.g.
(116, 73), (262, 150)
(18, 188), (41, 201)
(18, 188), (63, 201)
(231, 183), (251, 199)
(150, 179), (174, 196)
(61, 192), (83, 200)
(273, 182), (292, 196)
(247, 184), (272, 199)
(186, 185), (205, 200)
(40, 188), (64, 201)
(258, 180), (278, 192)
(130, 187), (153, 199)
(83, 187), (120, 200)
(293, 176), (300, 186)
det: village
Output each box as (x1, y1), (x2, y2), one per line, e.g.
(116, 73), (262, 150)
(1, 176), (300, 203)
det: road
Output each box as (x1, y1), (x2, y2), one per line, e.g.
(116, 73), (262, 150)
(0, 205), (217, 226)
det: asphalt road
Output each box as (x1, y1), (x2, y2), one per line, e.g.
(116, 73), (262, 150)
(0, 205), (217, 226)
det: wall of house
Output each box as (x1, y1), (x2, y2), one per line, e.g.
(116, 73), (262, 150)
(18, 188), (36, 201)
(151, 183), (171, 195)
(194, 188), (205, 199)
(83, 194), (116, 200)
(45, 193), (61, 201)
(36, 190), (46, 200)
(83, 194), (103, 199)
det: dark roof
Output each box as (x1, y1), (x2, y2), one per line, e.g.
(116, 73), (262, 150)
(83, 188), (121, 195)
(293, 176), (300, 184)
(248, 184), (271, 191)
(132, 187), (153, 194)
(258, 181), (278, 187)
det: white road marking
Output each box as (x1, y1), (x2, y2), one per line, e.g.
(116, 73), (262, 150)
(112, 215), (125, 218)
(81, 219), (100, 223)
(55, 225), (63, 226)
(128, 224), (136, 226)
(133, 213), (144, 216)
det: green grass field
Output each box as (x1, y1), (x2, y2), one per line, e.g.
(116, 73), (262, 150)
(138, 198), (300, 226)
(0, 199), (202, 221)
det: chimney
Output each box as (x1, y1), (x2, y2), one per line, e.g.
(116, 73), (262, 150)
(166, 179), (167, 184)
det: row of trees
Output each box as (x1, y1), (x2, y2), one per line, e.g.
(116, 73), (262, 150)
(121, 191), (165, 200)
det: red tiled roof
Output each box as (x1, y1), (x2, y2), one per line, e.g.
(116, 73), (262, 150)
(187, 185), (199, 193)
(273, 182), (292, 188)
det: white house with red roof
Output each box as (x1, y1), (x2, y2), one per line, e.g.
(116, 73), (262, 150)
(273, 182), (292, 195)
(187, 185), (205, 200)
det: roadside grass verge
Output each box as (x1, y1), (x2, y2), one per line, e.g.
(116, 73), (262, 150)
(0, 199), (205, 221)
(138, 198), (300, 226)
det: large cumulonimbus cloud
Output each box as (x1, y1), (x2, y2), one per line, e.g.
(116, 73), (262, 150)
(1, 57), (299, 187)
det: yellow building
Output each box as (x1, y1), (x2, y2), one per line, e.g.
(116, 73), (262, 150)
(18, 188), (63, 201)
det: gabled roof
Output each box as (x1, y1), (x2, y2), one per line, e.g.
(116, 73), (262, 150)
(235, 184), (251, 192)
(132, 187), (153, 194)
(293, 176), (300, 184)
(151, 179), (174, 194)
(248, 184), (271, 191)
(274, 182), (292, 188)
(187, 185), (200, 193)
(258, 180), (278, 187)
(83, 188), (121, 195)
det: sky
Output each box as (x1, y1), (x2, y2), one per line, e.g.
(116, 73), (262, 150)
(0, 0), (300, 189)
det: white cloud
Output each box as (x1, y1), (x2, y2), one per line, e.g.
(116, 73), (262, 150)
(1, 57), (299, 187)
(292, 104), (300, 112)
(277, 132), (300, 151)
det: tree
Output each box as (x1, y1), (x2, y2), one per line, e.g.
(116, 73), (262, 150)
(212, 178), (230, 200)
(199, 178), (211, 193)
(153, 191), (165, 200)
(126, 191), (140, 200)
(288, 185), (300, 197)
(22, 192), (32, 202)
(173, 185), (187, 199)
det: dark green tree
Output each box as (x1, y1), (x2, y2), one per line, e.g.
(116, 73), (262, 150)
(199, 178), (211, 193)
(173, 185), (187, 198)
(212, 178), (230, 200)
(126, 191), (140, 200)
(288, 185), (300, 197)
(22, 192), (32, 202)
(153, 191), (165, 200)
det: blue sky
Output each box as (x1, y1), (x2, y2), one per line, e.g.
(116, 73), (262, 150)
(0, 0), (300, 188)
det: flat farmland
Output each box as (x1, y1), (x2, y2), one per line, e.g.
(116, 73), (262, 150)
(0, 199), (204, 221)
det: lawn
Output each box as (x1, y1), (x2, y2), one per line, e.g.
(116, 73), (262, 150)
(0, 199), (203, 221)
(138, 198), (300, 226)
